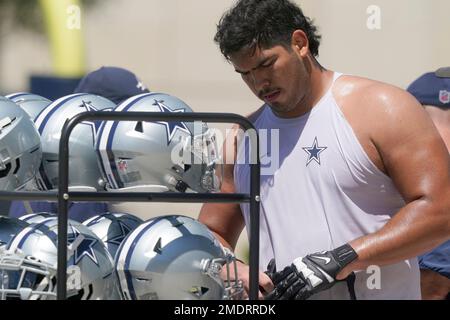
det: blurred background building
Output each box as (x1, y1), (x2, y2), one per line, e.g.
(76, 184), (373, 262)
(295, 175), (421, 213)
(0, 0), (449, 258)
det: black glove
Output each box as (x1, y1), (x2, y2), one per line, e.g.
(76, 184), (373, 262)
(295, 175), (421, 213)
(265, 243), (358, 300)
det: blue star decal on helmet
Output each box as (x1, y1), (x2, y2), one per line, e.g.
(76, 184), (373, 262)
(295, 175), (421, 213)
(79, 100), (105, 146)
(153, 99), (191, 145)
(302, 137), (327, 166)
(107, 221), (132, 246)
(67, 227), (100, 266)
(80, 100), (112, 146)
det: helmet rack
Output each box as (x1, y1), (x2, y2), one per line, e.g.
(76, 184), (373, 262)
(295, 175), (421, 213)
(0, 111), (261, 300)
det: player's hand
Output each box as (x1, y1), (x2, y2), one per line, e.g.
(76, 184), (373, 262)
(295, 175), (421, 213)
(222, 259), (274, 299)
(265, 243), (358, 300)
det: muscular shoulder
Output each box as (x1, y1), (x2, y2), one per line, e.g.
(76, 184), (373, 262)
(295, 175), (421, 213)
(333, 75), (421, 116)
(332, 75), (430, 139)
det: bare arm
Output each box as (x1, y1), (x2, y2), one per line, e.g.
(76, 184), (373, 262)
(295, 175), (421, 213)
(198, 123), (273, 298)
(338, 84), (450, 279)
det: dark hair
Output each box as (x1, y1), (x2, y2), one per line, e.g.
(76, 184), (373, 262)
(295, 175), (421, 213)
(214, 0), (322, 59)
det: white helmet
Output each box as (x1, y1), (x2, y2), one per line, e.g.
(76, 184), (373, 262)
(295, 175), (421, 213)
(6, 92), (52, 120)
(115, 215), (243, 300)
(95, 92), (222, 193)
(0, 96), (42, 191)
(0, 217), (120, 300)
(83, 212), (143, 259)
(34, 93), (115, 191)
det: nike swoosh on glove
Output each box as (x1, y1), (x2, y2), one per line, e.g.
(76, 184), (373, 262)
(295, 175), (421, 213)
(265, 243), (358, 300)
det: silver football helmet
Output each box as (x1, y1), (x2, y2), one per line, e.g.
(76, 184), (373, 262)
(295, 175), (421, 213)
(95, 92), (222, 193)
(83, 212), (143, 259)
(115, 215), (243, 300)
(34, 93), (115, 191)
(0, 96), (42, 191)
(6, 92), (51, 120)
(0, 217), (120, 300)
(0, 217), (29, 248)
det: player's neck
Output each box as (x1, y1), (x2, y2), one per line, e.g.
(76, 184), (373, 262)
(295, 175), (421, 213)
(307, 67), (335, 110)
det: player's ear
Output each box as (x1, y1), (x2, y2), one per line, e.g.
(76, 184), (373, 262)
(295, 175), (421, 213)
(291, 30), (309, 57)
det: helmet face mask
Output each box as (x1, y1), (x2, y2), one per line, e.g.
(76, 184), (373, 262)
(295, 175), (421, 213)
(0, 248), (57, 300)
(178, 128), (223, 193)
(96, 93), (223, 193)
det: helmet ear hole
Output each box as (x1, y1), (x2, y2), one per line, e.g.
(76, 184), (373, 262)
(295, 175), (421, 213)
(134, 121), (144, 133)
(12, 158), (20, 174)
(0, 162), (12, 178)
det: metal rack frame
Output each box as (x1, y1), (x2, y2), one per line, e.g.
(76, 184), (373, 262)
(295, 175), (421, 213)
(0, 111), (261, 300)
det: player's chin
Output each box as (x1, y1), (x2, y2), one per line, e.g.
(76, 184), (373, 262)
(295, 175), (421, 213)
(268, 102), (291, 114)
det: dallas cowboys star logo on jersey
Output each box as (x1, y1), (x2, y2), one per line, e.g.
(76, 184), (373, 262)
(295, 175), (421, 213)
(107, 221), (132, 246)
(153, 99), (191, 145)
(302, 137), (327, 166)
(68, 227), (100, 266)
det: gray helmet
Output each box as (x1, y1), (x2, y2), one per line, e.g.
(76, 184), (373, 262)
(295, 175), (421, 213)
(82, 212), (143, 260)
(33, 93), (115, 191)
(95, 92), (222, 193)
(19, 212), (56, 224)
(0, 96), (42, 191)
(0, 217), (29, 247)
(6, 92), (52, 120)
(115, 215), (243, 300)
(0, 217), (120, 300)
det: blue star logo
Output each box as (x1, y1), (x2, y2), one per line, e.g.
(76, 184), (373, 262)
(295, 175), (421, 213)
(302, 137), (327, 166)
(79, 100), (103, 146)
(107, 221), (132, 246)
(153, 99), (191, 144)
(68, 227), (100, 266)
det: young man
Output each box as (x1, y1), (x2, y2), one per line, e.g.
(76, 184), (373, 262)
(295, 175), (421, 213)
(199, 0), (450, 299)
(407, 68), (450, 300)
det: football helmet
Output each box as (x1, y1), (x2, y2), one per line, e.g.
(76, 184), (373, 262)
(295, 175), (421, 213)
(115, 215), (243, 300)
(0, 217), (29, 248)
(0, 217), (120, 300)
(6, 92), (52, 120)
(34, 93), (115, 191)
(95, 92), (222, 193)
(0, 96), (42, 191)
(83, 212), (143, 259)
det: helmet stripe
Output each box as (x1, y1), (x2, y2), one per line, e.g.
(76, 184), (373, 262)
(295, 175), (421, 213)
(116, 217), (163, 300)
(5, 92), (29, 100)
(99, 93), (154, 189)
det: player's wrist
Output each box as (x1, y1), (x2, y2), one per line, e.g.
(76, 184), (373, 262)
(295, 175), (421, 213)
(331, 243), (358, 269)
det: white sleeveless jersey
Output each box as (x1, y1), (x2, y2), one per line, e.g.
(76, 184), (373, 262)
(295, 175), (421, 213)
(234, 73), (421, 299)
